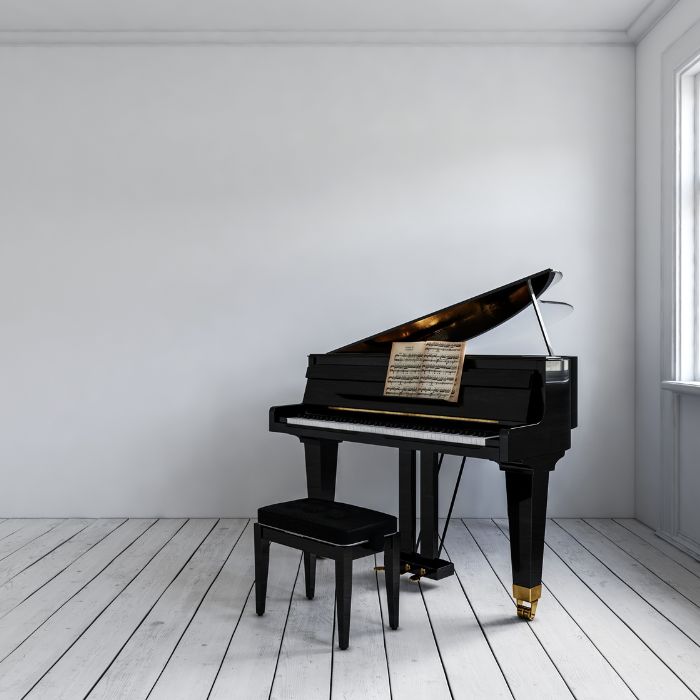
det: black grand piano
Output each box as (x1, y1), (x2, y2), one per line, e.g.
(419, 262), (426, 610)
(270, 269), (577, 620)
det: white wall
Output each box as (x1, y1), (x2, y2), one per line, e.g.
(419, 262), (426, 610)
(636, 1), (700, 529)
(0, 44), (635, 517)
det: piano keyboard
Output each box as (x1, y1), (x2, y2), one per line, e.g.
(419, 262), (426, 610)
(285, 415), (497, 446)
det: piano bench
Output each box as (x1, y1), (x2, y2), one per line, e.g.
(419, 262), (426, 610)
(254, 498), (400, 650)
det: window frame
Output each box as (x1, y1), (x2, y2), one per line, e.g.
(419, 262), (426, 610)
(662, 50), (700, 394)
(659, 28), (700, 550)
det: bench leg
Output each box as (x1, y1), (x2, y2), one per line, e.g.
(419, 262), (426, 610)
(304, 552), (317, 600)
(254, 523), (270, 616)
(384, 532), (400, 630)
(335, 552), (353, 650)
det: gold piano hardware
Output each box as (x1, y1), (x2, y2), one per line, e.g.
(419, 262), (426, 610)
(374, 565), (385, 572)
(513, 583), (542, 621)
(328, 406), (499, 425)
(408, 567), (427, 583)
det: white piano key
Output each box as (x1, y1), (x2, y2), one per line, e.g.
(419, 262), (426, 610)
(285, 417), (491, 446)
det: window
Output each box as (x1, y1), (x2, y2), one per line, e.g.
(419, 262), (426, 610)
(675, 59), (700, 382)
(659, 24), (700, 546)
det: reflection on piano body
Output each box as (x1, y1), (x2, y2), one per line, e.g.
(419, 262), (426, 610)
(270, 269), (577, 620)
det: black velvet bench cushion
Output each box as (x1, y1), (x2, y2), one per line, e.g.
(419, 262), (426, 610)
(255, 497), (400, 650)
(258, 498), (397, 548)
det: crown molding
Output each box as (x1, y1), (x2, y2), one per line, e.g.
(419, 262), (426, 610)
(0, 29), (632, 47)
(626, 0), (680, 43)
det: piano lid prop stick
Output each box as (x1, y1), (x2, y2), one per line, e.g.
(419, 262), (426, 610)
(527, 278), (554, 356)
(438, 456), (467, 557)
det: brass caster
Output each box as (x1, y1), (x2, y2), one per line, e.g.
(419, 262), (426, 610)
(516, 600), (538, 621)
(403, 563), (412, 573)
(513, 583), (541, 621)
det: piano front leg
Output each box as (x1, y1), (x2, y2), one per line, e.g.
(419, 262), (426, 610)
(302, 438), (339, 501)
(501, 459), (557, 620)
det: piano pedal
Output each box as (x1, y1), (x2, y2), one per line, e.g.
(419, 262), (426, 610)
(408, 567), (427, 584)
(513, 584), (542, 621)
(374, 565), (385, 572)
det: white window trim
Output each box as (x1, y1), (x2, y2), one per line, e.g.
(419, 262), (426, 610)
(694, 73), (700, 382)
(659, 23), (700, 557)
(661, 379), (700, 395)
(676, 62), (700, 383)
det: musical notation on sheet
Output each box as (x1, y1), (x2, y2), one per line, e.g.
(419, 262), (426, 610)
(383, 340), (466, 402)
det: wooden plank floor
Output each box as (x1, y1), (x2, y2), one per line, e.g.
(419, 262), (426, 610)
(0, 518), (698, 699)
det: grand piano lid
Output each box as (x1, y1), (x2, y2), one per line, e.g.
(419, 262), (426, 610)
(333, 268), (563, 353)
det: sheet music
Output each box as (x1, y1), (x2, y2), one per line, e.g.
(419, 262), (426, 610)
(384, 340), (466, 402)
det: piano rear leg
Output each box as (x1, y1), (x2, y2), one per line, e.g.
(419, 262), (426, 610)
(502, 463), (553, 621)
(376, 449), (416, 575)
(419, 450), (440, 560)
(302, 438), (339, 501)
(399, 449), (417, 559)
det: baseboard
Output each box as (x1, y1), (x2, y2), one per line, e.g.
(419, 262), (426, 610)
(656, 529), (700, 562)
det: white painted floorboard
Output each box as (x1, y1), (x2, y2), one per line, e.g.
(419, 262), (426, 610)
(0, 519), (156, 664)
(28, 518), (222, 700)
(614, 518), (700, 578)
(208, 542), (301, 700)
(555, 519), (700, 647)
(418, 547), (511, 699)
(0, 521), (62, 563)
(0, 519), (125, 620)
(0, 520), (89, 586)
(493, 519), (693, 700)
(0, 518), (698, 699)
(443, 520), (573, 700)
(85, 519), (224, 699)
(269, 556), (336, 699)
(466, 519), (635, 700)
(330, 559), (391, 700)
(585, 518), (700, 608)
(0, 519), (184, 698)
(546, 520), (700, 696)
(0, 520), (24, 541)
(149, 520), (254, 700)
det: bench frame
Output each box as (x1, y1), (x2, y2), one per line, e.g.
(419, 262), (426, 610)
(254, 522), (399, 649)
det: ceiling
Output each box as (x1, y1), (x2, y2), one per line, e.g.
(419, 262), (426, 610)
(0, 0), (678, 43)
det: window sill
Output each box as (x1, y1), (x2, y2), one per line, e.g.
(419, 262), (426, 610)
(661, 380), (700, 396)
